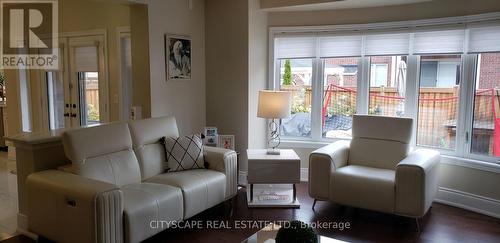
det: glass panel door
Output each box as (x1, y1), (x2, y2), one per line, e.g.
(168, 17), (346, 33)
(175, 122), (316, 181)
(68, 35), (106, 127)
(78, 72), (100, 126)
(43, 34), (106, 130)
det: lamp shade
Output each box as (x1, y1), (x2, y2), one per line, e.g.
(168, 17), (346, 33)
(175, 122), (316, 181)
(257, 90), (292, 119)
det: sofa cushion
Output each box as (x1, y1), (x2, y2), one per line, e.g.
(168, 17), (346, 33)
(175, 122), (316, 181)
(145, 169), (226, 219)
(128, 116), (180, 180)
(122, 183), (183, 243)
(161, 134), (205, 172)
(331, 165), (395, 213)
(61, 122), (141, 186)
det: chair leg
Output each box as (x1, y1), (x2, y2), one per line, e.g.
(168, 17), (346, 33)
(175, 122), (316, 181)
(312, 199), (317, 210)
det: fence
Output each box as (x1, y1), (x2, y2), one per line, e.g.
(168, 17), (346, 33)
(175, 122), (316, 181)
(281, 85), (498, 154)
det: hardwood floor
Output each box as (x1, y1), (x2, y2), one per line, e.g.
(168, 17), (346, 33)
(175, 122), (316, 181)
(3, 183), (500, 243)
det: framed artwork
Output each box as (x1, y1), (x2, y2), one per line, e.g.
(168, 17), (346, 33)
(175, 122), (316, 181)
(165, 34), (191, 81)
(218, 135), (235, 150)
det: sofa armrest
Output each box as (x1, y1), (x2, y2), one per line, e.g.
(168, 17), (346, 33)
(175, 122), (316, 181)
(308, 140), (350, 200)
(395, 149), (440, 218)
(26, 170), (123, 243)
(203, 146), (238, 199)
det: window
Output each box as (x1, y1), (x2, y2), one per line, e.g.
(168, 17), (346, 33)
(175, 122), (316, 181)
(417, 55), (461, 150)
(369, 56), (407, 117)
(78, 72), (100, 126)
(279, 59), (313, 138)
(323, 58), (358, 139)
(272, 20), (500, 162)
(471, 53), (500, 157)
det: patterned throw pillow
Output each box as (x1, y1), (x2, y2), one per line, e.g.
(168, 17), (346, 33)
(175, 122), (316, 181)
(160, 134), (205, 172)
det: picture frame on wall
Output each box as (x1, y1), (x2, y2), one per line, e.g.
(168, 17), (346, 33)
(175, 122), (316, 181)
(218, 135), (235, 150)
(165, 34), (191, 81)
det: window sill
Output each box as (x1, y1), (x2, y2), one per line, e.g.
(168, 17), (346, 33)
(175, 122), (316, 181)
(441, 155), (500, 174)
(281, 139), (500, 174)
(280, 138), (340, 149)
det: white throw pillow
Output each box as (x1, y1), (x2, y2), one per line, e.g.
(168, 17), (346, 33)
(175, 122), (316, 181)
(160, 134), (205, 172)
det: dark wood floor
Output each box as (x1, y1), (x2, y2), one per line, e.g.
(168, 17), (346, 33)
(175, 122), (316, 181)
(3, 183), (500, 243)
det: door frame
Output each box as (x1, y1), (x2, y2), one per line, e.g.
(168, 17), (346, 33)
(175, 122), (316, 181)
(38, 29), (110, 131)
(116, 26), (131, 121)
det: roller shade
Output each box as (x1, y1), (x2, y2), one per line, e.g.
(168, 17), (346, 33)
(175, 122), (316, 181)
(275, 37), (315, 59)
(74, 46), (98, 72)
(364, 33), (410, 56)
(319, 35), (362, 57)
(412, 29), (465, 54)
(468, 26), (500, 53)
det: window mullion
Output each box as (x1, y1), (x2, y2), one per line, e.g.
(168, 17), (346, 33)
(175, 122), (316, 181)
(405, 55), (419, 147)
(458, 54), (478, 158)
(357, 57), (370, 115)
(311, 57), (323, 141)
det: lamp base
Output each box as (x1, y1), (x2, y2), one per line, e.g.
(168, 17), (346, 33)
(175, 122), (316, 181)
(266, 148), (281, 155)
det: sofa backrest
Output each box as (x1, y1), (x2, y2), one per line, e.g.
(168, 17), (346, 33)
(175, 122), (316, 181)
(128, 116), (179, 180)
(348, 115), (413, 170)
(61, 122), (141, 186)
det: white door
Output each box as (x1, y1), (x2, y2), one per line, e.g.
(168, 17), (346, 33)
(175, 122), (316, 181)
(43, 34), (108, 129)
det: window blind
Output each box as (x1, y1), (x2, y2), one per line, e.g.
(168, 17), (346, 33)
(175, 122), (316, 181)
(364, 33), (410, 56)
(468, 26), (500, 53)
(275, 37), (315, 59)
(412, 29), (465, 54)
(74, 46), (98, 72)
(319, 35), (362, 58)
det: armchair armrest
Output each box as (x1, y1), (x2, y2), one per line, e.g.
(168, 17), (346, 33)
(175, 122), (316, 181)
(26, 170), (123, 243)
(395, 149), (440, 218)
(203, 146), (238, 199)
(308, 140), (350, 200)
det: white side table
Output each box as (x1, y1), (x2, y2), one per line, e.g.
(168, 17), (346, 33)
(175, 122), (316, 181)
(246, 149), (301, 208)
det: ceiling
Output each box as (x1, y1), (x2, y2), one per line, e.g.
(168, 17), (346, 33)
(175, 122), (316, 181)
(261, 0), (434, 12)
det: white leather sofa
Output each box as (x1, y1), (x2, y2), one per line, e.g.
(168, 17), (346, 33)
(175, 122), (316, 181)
(309, 115), (440, 220)
(25, 116), (238, 243)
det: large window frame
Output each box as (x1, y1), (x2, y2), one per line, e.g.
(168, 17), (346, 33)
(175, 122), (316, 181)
(269, 13), (500, 165)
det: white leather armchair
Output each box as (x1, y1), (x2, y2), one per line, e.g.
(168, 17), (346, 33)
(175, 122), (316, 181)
(309, 115), (440, 221)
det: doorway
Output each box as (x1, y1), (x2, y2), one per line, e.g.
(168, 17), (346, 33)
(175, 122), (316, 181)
(42, 32), (108, 130)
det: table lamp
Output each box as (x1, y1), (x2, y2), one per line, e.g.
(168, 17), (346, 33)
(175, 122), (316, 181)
(257, 90), (292, 155)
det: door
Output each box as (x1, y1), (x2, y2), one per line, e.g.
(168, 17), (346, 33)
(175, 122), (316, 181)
(43, 34), (108, 130)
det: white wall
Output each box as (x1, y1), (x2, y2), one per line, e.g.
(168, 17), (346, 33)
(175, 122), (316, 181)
(205, 0), (249, 169)
(248, 0), (268, 163)
(148, 0), (206, 135)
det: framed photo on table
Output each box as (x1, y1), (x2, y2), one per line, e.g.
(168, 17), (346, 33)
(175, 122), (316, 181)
(203, 127), (218, 146)
(165, 34), (191, 81)
(218, 135), (235, 150)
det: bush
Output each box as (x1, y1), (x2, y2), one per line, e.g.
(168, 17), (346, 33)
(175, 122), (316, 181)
(283, 59), (292, 85)
(275, 220), (317, 243)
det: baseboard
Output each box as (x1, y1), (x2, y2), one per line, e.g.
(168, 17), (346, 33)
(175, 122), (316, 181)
(435, 187), (500, 219)
(17, 213), (37, 239)
(300, 168), (308, 182)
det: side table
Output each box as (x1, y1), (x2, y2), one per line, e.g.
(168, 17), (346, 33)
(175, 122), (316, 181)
(246, 149), (300, 208)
